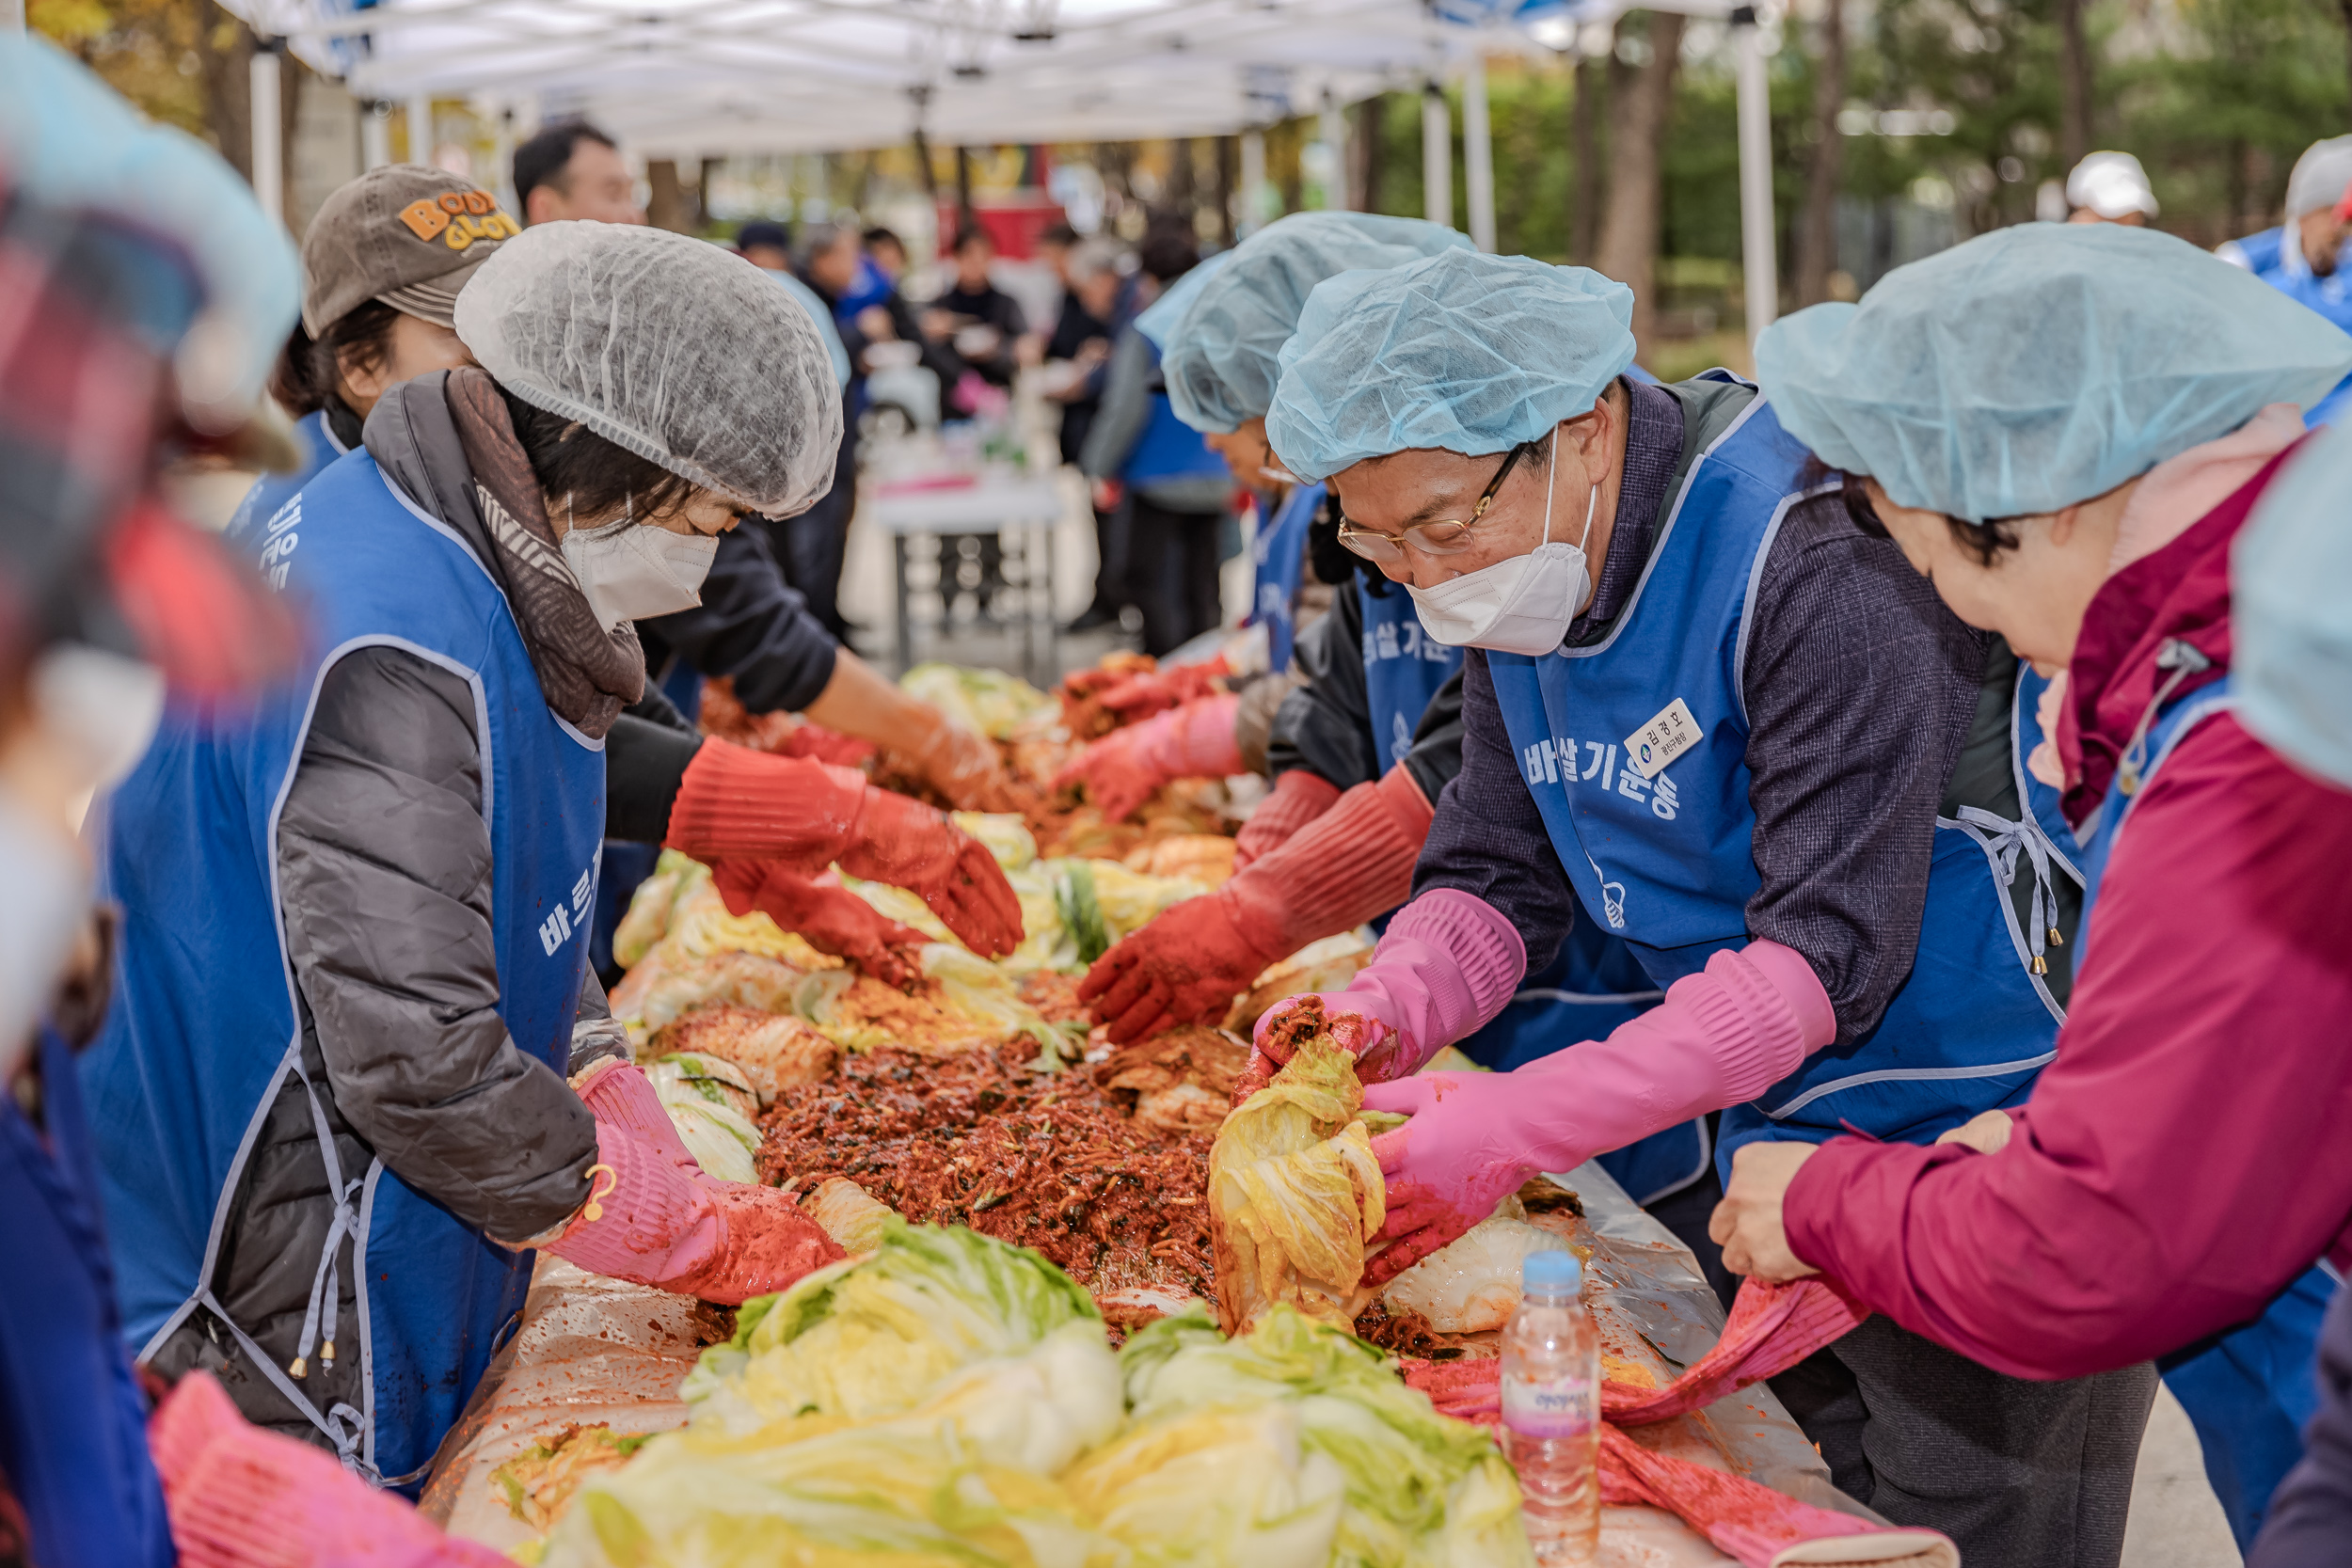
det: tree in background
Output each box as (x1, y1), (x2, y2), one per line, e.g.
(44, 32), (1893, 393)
(1793, 0), (1848, 305)
(1595, 10), (1688, 348)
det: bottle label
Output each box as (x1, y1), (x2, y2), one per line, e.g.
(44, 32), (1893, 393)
(1502, 1372), (1597, 1439)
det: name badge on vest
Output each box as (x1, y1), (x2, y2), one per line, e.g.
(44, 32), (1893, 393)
(1626, 698), (1701, 781)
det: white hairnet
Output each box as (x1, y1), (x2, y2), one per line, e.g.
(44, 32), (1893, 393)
(1264, 249), (1636, 483)
(1159, 213), (1473, 434)
(1753, 224), (2352, 522)
(2066, 151), (2157, 219)
(2287, 135), (2352, 221)
(2236, 419), (2352, 790)
(455, 222), (844, 517)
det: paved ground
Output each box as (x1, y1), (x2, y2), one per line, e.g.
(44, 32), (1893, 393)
(2128, 1383), (2244, 1567)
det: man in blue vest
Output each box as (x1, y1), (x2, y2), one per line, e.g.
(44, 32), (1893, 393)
(2221, 135), (2352, 426)
(1248, 246), (2153, 1566)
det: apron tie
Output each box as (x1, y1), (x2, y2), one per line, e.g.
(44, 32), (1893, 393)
(1957, 806), (2064, 974)
(289, 1176), (362, 1380)
(2118, 638), (2212, 797)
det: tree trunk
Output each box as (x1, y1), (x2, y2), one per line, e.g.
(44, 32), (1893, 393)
(1593, 10), (1684, 349)
(955, 146), (976, 223)
(2057, 0), (2092, 169)
(1354, 95), (1384, 214)
(911, 128), (940, 200)
(1167, 136), (1197, 225)
(1571, 49), (1603, 264)
(1215, 134), (1239, 246)
(645, 161), (692, 232)
(1793, 0), (1847, 306)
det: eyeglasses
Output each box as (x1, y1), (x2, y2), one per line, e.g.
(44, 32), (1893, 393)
(1333, 442), (1536, 562)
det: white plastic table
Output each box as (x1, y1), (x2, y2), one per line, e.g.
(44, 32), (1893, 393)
(860, 473), (1065, 680)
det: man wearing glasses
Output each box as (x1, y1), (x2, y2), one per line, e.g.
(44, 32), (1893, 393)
(1240, 249), (2149, 1568)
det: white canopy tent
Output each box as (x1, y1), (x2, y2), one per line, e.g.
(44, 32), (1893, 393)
(223, 0), (1779, 338)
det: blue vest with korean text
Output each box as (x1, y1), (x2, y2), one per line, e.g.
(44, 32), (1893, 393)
(229, 407), (346, 537)
(82, 448), (605, 1489)
(1485, 389), (2066, 1172)
(1251, 482), (1321, 675)
(1359, 578), (1464, 773)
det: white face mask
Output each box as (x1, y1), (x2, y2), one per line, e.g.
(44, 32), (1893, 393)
(1406, 428), (1595, 657)
(559, 499), (720, 629)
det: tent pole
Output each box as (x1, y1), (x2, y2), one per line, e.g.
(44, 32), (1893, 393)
(405, 93), (433, 165)
(250, 40), (284, 226)
(1320, 94), (1351, 211)
(1422, 78), (1452, 228)
(1733, 6), (1778, 342)
(1463, 53), (1495, 250)
(1239, 128), (1267, 238)
(360, 102), (390, 171)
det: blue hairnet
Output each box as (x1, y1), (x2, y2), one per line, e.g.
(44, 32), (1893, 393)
(1136, 250), (1234, 351)
(2235, 420), (2352, 789)
(0, 35), (299, 423)
(1264, 249), (1636, 483)
(1159, 213), (1472, 434)
(1754, 224), (2352, 522)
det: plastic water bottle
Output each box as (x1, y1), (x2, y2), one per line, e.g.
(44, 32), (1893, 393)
(1502, 1249), (1600, 1564)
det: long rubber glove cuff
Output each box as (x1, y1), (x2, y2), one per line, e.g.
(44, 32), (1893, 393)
(661, 737), (866, 866)
(1229, 767), (1434, 958)
(1232, 768), (1343, 868)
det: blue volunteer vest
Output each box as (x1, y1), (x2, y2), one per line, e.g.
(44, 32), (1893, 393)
(1359, 577), (1464, 772)
(1485, 389), (2066, 1174)
(2222, 228), (2352, 429)
(0, 1029), (174, 1568)
(1125, 341), (1232, 489)
(1250, 482), (1321, 674)
(228, 407), (347, 537)
(2070, 666), (2336, 1547)
(82, 448), (606, 1488)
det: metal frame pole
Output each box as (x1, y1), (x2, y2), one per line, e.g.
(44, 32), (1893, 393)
(1319, 93), (1351, 212)
(1238, 127), (1267, 237)
(405, 92), (433, 165)
(1462, 52), (1496, 250)
(1732, 6), (1779, 341)
(1422, 77), (1452, 228)
(250, 40), (285, 226)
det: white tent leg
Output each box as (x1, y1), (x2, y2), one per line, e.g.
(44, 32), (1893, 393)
(361, 103), (391, 171)
(1422, 80), (1452, 228)
(1, 0), (24, 32)
(1320, 96), (1351, 212)
(405, 93), (433, 166)
(250, 45), (283, 226)
(1734, 8), (1777, 342)
(1240, 127), (1267, 238)
(1462, 53), (1495, 251)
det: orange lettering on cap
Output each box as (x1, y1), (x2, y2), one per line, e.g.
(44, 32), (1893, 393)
(438, 192), (468, 214)
(397, 198), (452, 242)
(462, 190), (491, 214)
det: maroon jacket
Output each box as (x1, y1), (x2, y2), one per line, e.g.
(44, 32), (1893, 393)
(1782, 454), (2352, 1381)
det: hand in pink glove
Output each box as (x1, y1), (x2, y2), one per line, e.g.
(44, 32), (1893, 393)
(1247, 885), (1526, 1087)
(1357, 941), (1836, 1286)
(1052, 693), (1243, 822)
(150, 1372), (510, 1568)
(1232, 768), (1343, 869)
(552, 1066), (843, 1303)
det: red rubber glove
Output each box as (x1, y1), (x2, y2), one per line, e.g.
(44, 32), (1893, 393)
(150, 1372), (510, 1568)
(904, 715), (1015, 812)
(664, 739), (1021, 958)
(1094, 654), (1230, 722)
(712, 860), (930, 987)
(1081, 765), (1429, 1043)
(547, 1115), (842, 1304)
(1232, 768), (1343, 869)
(1052, 693), (1243, 822)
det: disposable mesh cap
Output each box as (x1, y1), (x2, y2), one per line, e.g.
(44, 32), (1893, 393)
(1160, 212), (1473, 434)
(2236, 420), (2352, 789)
(1265, 249), (1636, 483)
(2287, 135), (2352, 221)
(454, 222), (844, 517)
(1754, 224), (2352, 522)
(1135, 249), (1234, 352)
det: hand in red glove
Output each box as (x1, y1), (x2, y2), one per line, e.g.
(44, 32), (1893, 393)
(1232, 768), (1342, 869)
(1093, 655), (1230, 722)
(1082, 766), (1430, 1043)
(904, 715), (1016, 813)
(1052, 693), (1243, 823)
(150, 1372), (510, 1568)
(833, 789), (1024, 958)
(713, 860), (930, 988)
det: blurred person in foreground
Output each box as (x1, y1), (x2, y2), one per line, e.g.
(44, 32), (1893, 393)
(513, 118), (644, 227)
(2221, 135), (2352, 425)
(0, 32), (530, 1568)
(85, 220), (1017, 1496)
(2063, 150), (2158, 226)
(1712, 228), (2352, 1552)
(1079, 221), (1233, 656)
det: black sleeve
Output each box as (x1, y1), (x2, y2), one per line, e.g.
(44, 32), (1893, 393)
(605, 714), (704, 845)
(1266, 580), (1379, 789)
(1740, 493), (1989, 1039)
(1402, 668), (1466, 804)
(1411, 649), (1580, 973)
(276, 645), (596, 1242)
(2252, 1291), (2352, 1568)
(637, 526), (838, 717)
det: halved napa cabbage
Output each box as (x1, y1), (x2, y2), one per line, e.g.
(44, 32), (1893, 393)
(644, 1056), (762, 1183)
(1062, 1402), (1344, 1568)
(953, 810), (1041, 870)
(1209, 1022), (1384, 1334)
(900, 661), (1057, 739)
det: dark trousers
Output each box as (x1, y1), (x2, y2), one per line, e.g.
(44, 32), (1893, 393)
(1081, 503), (1132, 616)
(766, 417), (856, 639)
(1771, 1315), (2157, 1568)
(1127, 495), (1224, 656)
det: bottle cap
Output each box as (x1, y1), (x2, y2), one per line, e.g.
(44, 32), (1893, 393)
(1521, 1248), (1582, 1294)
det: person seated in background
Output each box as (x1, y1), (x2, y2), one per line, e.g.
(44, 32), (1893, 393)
(863, 224), (909, 283)
(513, 117), (644, 226)
(924, 224), (1031, 388)
(2064, 150), (2158, 226)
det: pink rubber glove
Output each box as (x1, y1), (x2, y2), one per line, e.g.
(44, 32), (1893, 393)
(1359, 940), (1834, 1285)
(150, 1372), (510, 1568)
(1246, 886), (1525, 1089)
(546, 1115), (843, 1304)
(1083, 767), (1432, 1043)
(1232, 768), (1343, 869)
(1052, 692), (1243, 822)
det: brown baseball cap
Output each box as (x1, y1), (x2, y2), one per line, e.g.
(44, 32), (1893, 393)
(300, 164), (521, 335)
